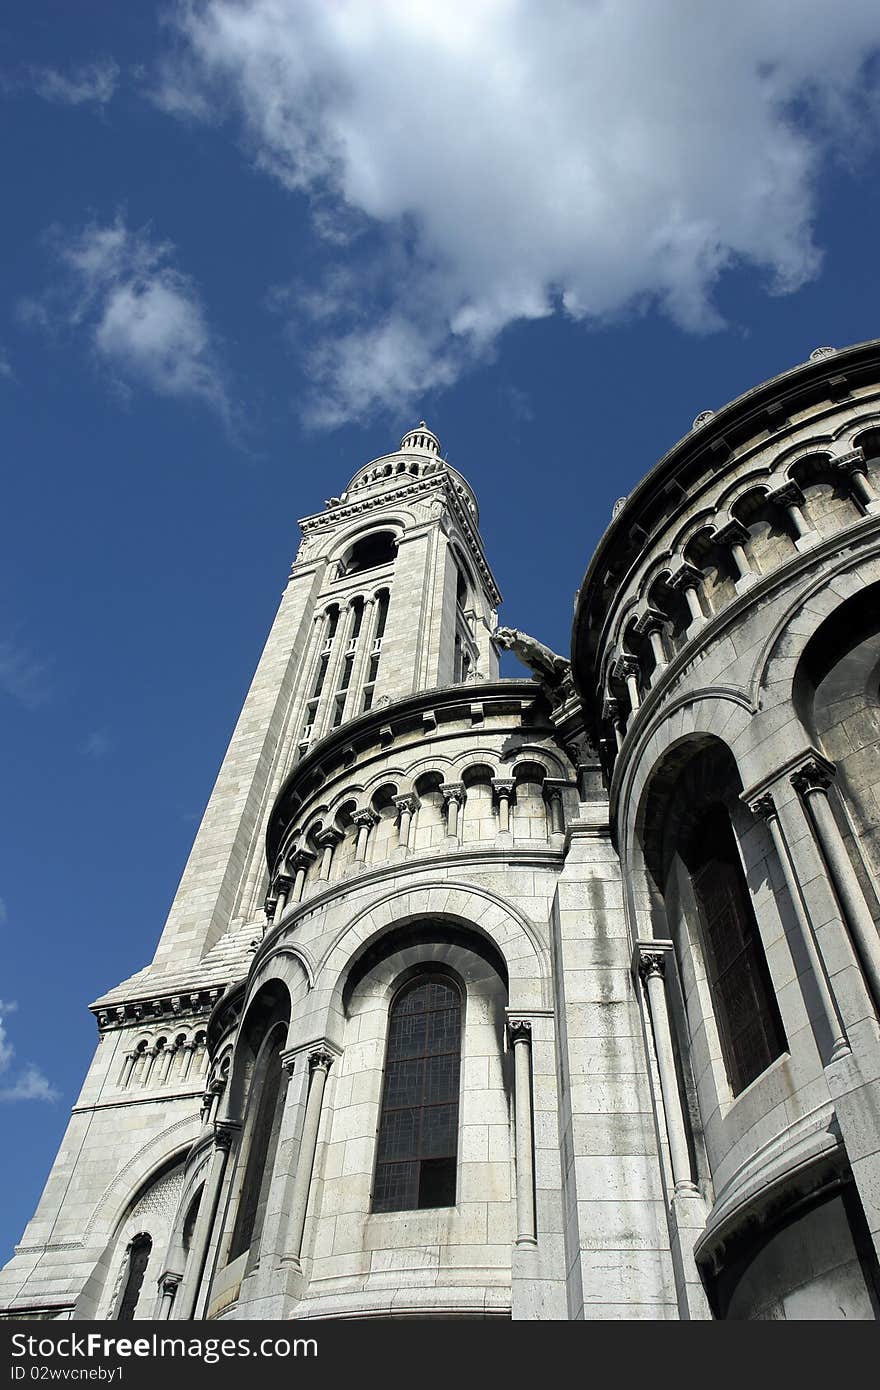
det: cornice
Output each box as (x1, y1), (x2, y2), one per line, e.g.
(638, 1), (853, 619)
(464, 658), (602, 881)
(90, 987), (223, 1033)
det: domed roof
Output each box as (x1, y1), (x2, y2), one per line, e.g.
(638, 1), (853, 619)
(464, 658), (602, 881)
(399, 421), (441, 456)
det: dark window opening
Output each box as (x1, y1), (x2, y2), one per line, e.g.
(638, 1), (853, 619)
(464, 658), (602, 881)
(687, 806), (786, 1095)
(117, 1234), (151, 1321)
(372, 977), (461, 1213)
(229, 1033), (285, 1261)
(342, 531), (397, 577)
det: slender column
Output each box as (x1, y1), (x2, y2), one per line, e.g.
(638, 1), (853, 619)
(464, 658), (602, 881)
(614, 654), (641, 713)
(491, 777), (515, 833)
(181, 1041), (197, 1081)
(507, 1019), (537, 1246)
(834, 448), (879, 509)
(635, 609), (669, 674)
(316, 829), (342, 880)
(543, 781), (566, 835)
(602, 695), (625, 752)
(352, 808), (379, 862)
(272, 873), (294, 924)
(286, 1049), (335, 1268)
(290, 848), (316, 902)
(158, 1273), (181, 1319)
(748, 793), (850, 1062)
(637, 951), (697, 1194)
(668, 562), (707, 627)
(118, 1050), (137, 1088)
(790, 758), (880, 1011)
(174, 1121), (238, 1320)
(314, 601), (356, 740)
(348, 596), (375, 712)
(393, 793), (419, 849)
(441, 783), (465, 838)
(713, 517), (754, 583)
(768, 480), (813, 544)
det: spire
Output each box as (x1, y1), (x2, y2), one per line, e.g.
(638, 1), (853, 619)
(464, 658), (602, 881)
(399, 421), (441, 456)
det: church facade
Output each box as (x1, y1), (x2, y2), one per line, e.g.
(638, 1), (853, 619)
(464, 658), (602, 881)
(2, 343), (880, 1320)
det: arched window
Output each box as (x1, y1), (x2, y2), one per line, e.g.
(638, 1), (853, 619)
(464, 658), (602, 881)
(372, 975), (462, 1213)
(684, 805), (786, 1094)
(229, 1026), (286, 1261)
(116, 1233), (152, 1321)
(340, 531), (397, 576)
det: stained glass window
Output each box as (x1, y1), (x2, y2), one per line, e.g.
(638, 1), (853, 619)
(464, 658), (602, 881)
(690, 807), (786, 1095)
(372, 976), (462, 1213)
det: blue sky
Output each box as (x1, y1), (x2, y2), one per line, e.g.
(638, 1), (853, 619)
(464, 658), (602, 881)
(2, 0), (880, 1260)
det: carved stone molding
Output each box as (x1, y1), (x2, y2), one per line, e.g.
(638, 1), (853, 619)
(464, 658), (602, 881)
(93, 988), (222, 1033)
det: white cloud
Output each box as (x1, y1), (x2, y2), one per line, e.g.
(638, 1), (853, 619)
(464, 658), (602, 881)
(31, 58), (119, 107)
(0, 1001), (59, 1103)
(0, 636), (52, 708)
(160, 0), (880, 424)
(0, 347), (13, 380)
(82, 728), (114, 759)
(29, 216), (230, 418)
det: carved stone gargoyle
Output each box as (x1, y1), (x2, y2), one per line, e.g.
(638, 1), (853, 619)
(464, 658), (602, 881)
(494, 626), (572, 697)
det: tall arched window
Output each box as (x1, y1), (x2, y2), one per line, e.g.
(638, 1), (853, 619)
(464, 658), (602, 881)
(229, 1026), (286, 1261)
(372, 976), (462, 1213)
(685, 805), (786, 1095)
(116, 1233), (152, 1321)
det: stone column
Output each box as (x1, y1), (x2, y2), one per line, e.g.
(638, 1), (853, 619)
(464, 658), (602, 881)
(748, 792), (850, 1063)
(602, 696), (625, 752)
(158, 1273), (181, 1319)
(441, 783), (465, 839)
(668, 562), (707, 629)
(614, 655), (641, 713)
(835, 448), (879, 511)
(768, 480), (814, 547)
(508, 1018), (537, 1247)
(393, 793), (419, 850)
(290, 848), (316, 903)
(491, 777), (515, 833)
(635, 609), (669, 674)
(713, 516), (754, 586)
(352, 808), (379, 862)
(543, 781), (566, 835)
(790, 757), (880, 1012)
(316, 830), (342, 881)
(636, 950), (697, 1194)
(348, 596), (376, 711)
(285, 1049), (335, 1269)
(272, 873), (294, 925)
(174, 1121), (239, 1320)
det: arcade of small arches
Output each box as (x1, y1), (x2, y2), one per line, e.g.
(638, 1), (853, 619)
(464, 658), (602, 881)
(593, 422), (880, 768)
(265, 757), (570, 924)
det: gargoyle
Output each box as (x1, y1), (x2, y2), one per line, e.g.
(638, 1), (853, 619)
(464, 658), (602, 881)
(495, 626), (570, 689)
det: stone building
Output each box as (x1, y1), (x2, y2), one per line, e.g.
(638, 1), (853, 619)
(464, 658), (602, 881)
(2, 346), (880, 1320)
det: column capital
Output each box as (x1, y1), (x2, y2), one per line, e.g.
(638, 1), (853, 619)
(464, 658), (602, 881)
(161, 1273), (182, 1296)
(308, 1047), (336, 1074)
(491, 776), (515, 799)
(352, 808), (379, 829)
(213, 1120), (240, 1152)
(273, 872), (295, 896)
(748, 792), (778, 822)
(289, 846), (317, 870)
(790, 753), (836, 797)
(542, 779), (566, 803)
(767, 480), (806, 508)
(602, 694), (622, 721)
(316, 827), (343, 850)
(612, 653), (641, 681)
(634, 607), (668, 638)
(712, 514), (749, 547)
(393, 792), (420, 816)
(637, 950), (666, 983)
(667, 560), (704, 592)
(441, 782), (465, 806)
(833, 446), (867, 475)
(507, 1017), (533, 1044)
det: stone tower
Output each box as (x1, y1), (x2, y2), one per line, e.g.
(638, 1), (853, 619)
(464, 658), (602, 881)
(5, 345), (880, 1323)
